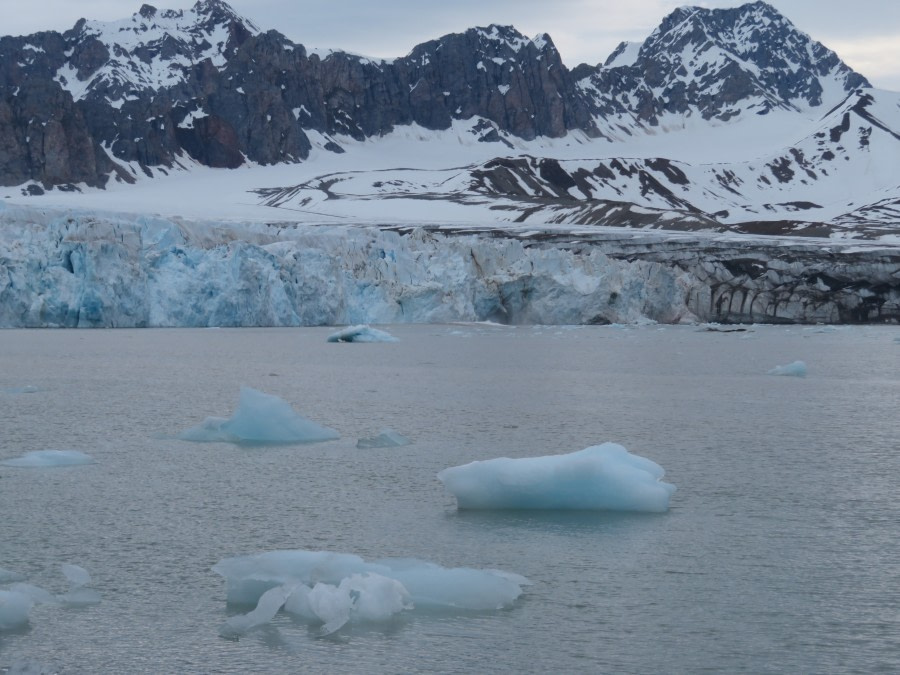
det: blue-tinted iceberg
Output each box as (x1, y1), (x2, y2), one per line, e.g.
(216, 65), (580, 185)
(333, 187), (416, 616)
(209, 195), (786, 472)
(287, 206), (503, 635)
(356, 429), (411, 449)
(57, 563), (101, 607)
(0, 590), (33, 630)
(767, 360), (807, 377)
(327, 325), (398, 343)
(1, 450), (94, 468)
(437, 443), (676, 512)
(213, 550), (528, 636)
(178, 387), (339, 444)
(0, 567), (26, 583)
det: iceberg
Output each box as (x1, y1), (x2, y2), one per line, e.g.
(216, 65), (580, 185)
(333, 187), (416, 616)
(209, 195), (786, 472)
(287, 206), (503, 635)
(437, 443), (676, 512)
(178, 387), (339, 444)
(0, 567), (26, 583)
(212, 549), (529, 634)
(327, 325), (399, 343)
(1, 386), (39, 394)
(356, 429), (412, 449)
(0, 590), (33, 631)
(1, 450), (94, 468)
(58, 563), (101, 607)
(767, 360), (807, 377)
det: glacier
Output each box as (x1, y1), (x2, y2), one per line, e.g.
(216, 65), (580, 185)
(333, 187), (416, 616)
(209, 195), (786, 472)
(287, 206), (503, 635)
(437, 443), (676, 512)
(0, 203), (898, 327)
(178, 387), (339, 444)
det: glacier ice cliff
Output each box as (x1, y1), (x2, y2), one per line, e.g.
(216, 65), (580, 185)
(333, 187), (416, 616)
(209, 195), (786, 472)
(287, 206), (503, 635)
(0, 204), (897, 327)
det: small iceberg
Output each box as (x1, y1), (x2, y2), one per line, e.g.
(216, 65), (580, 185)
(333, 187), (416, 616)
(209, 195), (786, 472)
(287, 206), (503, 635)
(0, 590), (33, 631)
(57, 563), (101, 607)
(178, 387), (339, 445)
(438, 443), (676, 512)
(1, 386), (39, 394)
(327, 325), (398, 343)
(0, 567), (26, 584)
(767, 360), (807, 377)
(1, 450), (94, 468)
(357, 429), (411, 449)
(213, 550), (529, 636)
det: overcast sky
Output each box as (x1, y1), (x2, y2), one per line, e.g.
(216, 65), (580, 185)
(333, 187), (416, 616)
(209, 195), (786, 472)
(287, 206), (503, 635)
(2, 0), (898, 90)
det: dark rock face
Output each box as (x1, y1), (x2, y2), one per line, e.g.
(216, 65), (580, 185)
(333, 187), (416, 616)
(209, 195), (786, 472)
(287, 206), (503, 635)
(578, 0), (868, 127)
(0, 0), (870, 188)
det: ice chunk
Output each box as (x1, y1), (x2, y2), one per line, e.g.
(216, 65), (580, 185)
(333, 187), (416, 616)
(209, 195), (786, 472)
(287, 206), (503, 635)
(213, 550), (527, 617)
(0, 566), (26, 583)
(178, 387), (339, 444)
(1, 386), (39, 394)
(58, 588), (102, 608)
(327, 325), (398, 343)
(767, 360), (807, 377)
(219, 584), (295, 638)
(61, 563), (91, 589)
(437, 443), (676, 512)
(1, 450), (94, 468)
(0, 590), (33, 631)
(7, 583), (59, 606)
(284, 573), (412, 635)
(356, 429), (411, 449)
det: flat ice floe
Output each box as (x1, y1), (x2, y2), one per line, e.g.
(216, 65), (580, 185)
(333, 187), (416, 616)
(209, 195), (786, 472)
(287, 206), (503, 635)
(213, 550), (529, 636)
(437, 443), (676, 512)
(0, 590), (33, 630)
(356, 429), (412, 449)
(326, 325), (399, 343)
(767, 360), (807, 377)
(178, 386), (339, 444)
(0, 563), (101, 630)
(1, 450), (94, 468)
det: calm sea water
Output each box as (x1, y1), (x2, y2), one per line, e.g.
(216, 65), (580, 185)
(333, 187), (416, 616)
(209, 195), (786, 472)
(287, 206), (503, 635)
(1, 324), (898, 674)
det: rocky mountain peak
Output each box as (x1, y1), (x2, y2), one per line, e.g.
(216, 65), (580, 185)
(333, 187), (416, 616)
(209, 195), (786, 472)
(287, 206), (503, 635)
(580, 0), (869, 129)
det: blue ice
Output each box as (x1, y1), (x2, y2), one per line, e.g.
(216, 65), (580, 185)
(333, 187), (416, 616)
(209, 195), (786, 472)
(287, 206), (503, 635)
(327, 325), (398, 343)
(0, 590), (33, 630)
(767, 360), (807, 377)
(437, 443), (676, 512)
(1, 450), (94, 468)
(357, 429), (411, 449)
(213, 550), (529, 636)
(178, 387), (339, 444)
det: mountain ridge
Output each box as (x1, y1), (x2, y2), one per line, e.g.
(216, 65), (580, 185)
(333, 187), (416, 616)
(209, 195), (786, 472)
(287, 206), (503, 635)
(1, 0), (897, 242)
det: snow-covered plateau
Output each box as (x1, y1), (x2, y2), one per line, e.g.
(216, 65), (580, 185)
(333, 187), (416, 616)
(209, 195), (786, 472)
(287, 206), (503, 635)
(1, 202), (897, 327)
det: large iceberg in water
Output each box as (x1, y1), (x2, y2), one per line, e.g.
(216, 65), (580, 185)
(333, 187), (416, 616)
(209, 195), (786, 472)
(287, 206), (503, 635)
(178, 387), (339, 444)
(213, 550), (529, 636)
(438, 443), (676, 512)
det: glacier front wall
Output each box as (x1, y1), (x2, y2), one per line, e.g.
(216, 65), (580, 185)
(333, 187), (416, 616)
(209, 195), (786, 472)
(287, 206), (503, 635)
(1, 205), (897, 327)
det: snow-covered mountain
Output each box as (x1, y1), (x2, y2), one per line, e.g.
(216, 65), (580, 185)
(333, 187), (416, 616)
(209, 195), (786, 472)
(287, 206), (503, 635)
(0, 0), (898, 242)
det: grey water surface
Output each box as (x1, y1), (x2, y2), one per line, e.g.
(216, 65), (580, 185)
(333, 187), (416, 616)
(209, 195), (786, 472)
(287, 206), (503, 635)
(1, 324), (898, 674)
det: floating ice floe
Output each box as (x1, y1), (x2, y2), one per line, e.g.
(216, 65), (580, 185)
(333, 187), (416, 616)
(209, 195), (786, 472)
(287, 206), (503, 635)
(0, 590), (33, 630)
(326, 325), (399, 343)
(1, 450), (94, 468)
(213, 550), (529, 637)
(767, 360), (807, 377)
(178, 387), (339, 444)
(356, 429), (411, 449)
(0, 563), (100, 631)
(1, 386), (39, 394)
(437, 443), (676, 512)
(0, 567), (26, 584)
